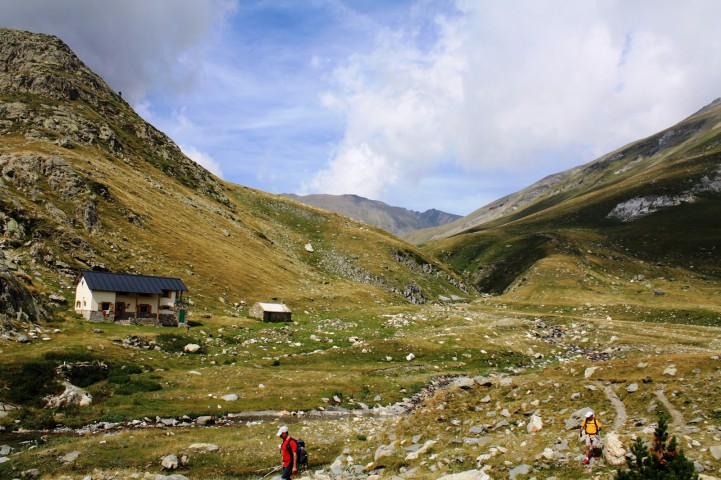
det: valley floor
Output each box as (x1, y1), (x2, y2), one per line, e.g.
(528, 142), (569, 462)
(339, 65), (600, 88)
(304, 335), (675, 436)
(1, 300), (721, 479)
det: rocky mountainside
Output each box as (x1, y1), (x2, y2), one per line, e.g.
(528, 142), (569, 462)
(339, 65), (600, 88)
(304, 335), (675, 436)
(282, 193), (461, 238)
(0, 27), (469, 331)
(417, 98), (721, 300)
(410, 98), (721, 246)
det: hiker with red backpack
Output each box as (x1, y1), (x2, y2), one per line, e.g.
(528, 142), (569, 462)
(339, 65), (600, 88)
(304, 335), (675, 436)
(579, 410), (602, 465)
(277, 425), (298, 479)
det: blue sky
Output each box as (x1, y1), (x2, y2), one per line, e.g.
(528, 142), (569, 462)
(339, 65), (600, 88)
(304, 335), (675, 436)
(2, 1), (721, 215)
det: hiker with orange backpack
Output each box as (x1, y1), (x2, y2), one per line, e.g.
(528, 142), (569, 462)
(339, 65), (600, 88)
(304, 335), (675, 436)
(580, 411), (602, 464)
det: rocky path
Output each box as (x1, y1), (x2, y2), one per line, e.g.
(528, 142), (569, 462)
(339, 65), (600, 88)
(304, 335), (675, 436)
(599, 382), (627, 433)
(654, 387), (685, 430)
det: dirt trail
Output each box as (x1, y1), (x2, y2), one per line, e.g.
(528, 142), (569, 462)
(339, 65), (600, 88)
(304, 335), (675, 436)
(654, 387), (685, 430)
(598, 381), (627, 433)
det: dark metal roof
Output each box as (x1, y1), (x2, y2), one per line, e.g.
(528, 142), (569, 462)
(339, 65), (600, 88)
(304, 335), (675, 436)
(80, 271), (187, 294)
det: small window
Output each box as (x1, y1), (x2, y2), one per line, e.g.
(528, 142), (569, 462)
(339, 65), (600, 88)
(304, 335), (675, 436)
(75, 301), (81, 308)
(101, 302), (112, 311)
(139, 304), (152, 314)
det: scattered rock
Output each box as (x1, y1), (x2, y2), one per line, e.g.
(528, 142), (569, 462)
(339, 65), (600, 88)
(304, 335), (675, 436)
(663, 365), (677, 376)
(626, 383), (639, 393)
(184, 343), (201, 353)
(221, 394), (238, 402)
(527, 414), (543, 432)
(374, 443), (395, 462)
(710, 445), (721, 461)
(509, 464), (532, 480)
(189, 443), (219, 452)
(584, 366), (600, 378)
(405, 440), (436, 460)
(305, 243), (314, 253)
(60, 451), (80, 464)
(161, 454), (179, 470)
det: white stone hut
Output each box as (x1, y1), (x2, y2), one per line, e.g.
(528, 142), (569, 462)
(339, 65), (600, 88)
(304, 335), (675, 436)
(249, 302), (292, 322)
(74, 270), (187, 326)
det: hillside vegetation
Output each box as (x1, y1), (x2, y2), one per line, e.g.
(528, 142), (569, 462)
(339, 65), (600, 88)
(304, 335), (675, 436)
(417, 99), (721, 316)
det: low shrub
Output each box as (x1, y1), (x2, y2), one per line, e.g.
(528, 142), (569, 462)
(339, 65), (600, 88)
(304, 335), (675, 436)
(115, 378), (162, 395)
(1, 361), (62, 406)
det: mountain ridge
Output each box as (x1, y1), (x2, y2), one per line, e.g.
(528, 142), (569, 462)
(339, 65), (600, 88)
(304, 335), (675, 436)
(281, 193), (461, 238)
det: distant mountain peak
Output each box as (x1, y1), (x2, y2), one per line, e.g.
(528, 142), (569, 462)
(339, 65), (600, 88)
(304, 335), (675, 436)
(281, 193), (461, 238)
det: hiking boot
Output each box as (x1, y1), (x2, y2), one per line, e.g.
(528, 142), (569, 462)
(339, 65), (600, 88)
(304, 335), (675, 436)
(583, 458), (590, 465)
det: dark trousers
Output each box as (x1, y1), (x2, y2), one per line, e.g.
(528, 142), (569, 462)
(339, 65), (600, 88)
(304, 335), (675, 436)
(281, 465), (293, 480)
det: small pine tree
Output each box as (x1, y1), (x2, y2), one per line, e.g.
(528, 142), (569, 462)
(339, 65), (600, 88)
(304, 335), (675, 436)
(616, 415), (698, 480)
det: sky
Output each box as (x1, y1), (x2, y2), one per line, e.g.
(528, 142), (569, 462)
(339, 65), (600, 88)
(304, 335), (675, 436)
(2, 1), (721, 216)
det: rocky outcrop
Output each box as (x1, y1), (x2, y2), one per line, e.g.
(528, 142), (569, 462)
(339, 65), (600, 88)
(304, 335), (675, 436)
(0, 262), (42, 323)
(0, 27), (230, 207)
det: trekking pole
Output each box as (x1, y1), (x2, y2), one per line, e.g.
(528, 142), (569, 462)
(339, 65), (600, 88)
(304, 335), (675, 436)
(258, 466), (281, 479)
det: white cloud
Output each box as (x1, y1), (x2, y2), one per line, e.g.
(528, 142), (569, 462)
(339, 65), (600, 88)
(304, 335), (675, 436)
(0, 0), (236, 104)
(310, 0), (721, 204)
(180, 145), (224, 179)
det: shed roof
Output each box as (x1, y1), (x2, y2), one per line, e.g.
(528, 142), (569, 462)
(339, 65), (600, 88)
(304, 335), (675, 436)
(254, 302), (291, 313)
(79, 271), (187, 294)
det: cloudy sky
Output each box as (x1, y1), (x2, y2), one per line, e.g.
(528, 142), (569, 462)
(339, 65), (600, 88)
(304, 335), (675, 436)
(2, 1), (721, 215)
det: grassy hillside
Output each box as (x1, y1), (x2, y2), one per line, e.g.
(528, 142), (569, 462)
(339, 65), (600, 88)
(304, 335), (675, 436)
(0, 27), (469, 328)
(419, 99), (721, 313)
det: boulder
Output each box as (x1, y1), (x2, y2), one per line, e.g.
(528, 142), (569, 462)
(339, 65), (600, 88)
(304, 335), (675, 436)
(0, 445), (12, 455)
(527, 415), (543, 432)
(405, 440), (436, 460)
(509, 464), (532, 480)
(709, 445), (721, 461)
(626, 383), (639, 393)
(603, 432), (627, 466)
(452, 377), (476, 389)
(184, 343), (201, 353)
(374, 443), (395, 461)
(565, 407), (593, 430)
(584, 366), (600, 378)
(473, 376), (493, 387)
(45, 382), (92, 409)
(189, 443), (219, 452)
(161, 454), (179, 470)
(221, 394), (238, 401)
(60, 451), (80, 464)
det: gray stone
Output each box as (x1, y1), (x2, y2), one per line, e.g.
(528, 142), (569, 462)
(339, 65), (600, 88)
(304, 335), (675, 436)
(0, 456), (9, 464)
(436, 470), (491, 480)
(374, 443), (395, 461)
(709, 445), (721, 460)
(61, 451), (80, 464)
(565, 407), (593, 430)
(452, 377), (476, 389)
(195, 416), (213, 426)
(626, 383), (638, 393)
(189, 443), (219, 452)
(509, 464), (532, 480)
(473, 376), (493, 387)
(603, 432), (627, 466)
(469, 425), (485, 434)
(0, 445), (11, 455)
(161, 454), (179, 470)
(221, 394), (238, 401)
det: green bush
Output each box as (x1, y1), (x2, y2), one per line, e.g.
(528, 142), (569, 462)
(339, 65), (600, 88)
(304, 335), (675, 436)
(1, 361), (62, 406)
(616, 415), (699, 480)
(115, 378), (162, 395)
(61, 361), (109, 388)
(14, 407), (57, 430)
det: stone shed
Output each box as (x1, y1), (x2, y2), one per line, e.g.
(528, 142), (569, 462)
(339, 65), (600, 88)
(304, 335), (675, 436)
(249, 302), (292, 322)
